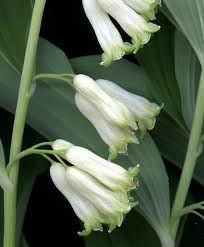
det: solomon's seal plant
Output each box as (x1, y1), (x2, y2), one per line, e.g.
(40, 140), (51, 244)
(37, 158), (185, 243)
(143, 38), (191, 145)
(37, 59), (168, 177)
(0, 0), (204, 247)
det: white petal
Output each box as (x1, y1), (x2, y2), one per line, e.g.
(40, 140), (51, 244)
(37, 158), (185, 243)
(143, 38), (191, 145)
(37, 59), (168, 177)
(50, 163), (103, 235)
(97, 0), (160, 44)
(97, 79), (161, 131)
(66, 167), (131, 215)
(75, 93), (138, 159)
(66, 146), (137, 192)
(83, 0), (132, 66)
(123, 0), (155, 13)
(73, 74), (137, 130)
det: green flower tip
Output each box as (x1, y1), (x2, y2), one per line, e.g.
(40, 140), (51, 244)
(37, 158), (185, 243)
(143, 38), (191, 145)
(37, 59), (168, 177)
(128, 164), (140, 177)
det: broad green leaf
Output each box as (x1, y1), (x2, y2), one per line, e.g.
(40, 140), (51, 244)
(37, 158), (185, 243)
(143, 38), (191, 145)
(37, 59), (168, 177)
(118, 137), (171, 245)
(85, 211), (160, 247)
(160, 4), (178, 29)
(152, 112), (204, 186)
(137, 14), (187, 133)
(163, 0), (204, 64)
(174, 31), (201, 129)
(71, 54), (150, 99)
(0, 0), (34, 72)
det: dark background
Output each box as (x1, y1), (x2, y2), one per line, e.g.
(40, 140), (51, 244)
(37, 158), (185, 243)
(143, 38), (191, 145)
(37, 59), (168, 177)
(1, 0), (204, 246)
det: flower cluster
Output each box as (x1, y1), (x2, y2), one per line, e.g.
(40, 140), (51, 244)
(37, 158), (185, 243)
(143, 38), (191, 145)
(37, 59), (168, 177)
(83, 0), (161, 66)
(48, 0), (162, 237)
(74, 74), (161, 159)
(50, 140), (139, 236)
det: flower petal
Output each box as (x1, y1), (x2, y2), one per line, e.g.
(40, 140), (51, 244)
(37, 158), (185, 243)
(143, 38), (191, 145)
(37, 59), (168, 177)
(75, 93), (139, 159)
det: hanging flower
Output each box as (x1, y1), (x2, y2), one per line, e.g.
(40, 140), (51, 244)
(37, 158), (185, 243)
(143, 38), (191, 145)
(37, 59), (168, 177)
(82, 0), (135, 66)
(98, 0), (160, 46)
(97, 79), (162, 136)
(73, 74), (161, 158)
(65, 144), (139, 193)
(82, 0), (160, 66)
(50, 161), (138, 235)
(75, 93), (139, 160)
(73, 74), (137, 131)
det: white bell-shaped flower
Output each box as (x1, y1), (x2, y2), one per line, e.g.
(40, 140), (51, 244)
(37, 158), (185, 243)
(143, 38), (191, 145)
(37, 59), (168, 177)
(66, 166), (136, 232)
(50, 163), (137, 235)
(97, 79), (162, 135)
(73, 74), (137, 131)
(50, 163), (104, 236)
(75, 93), (139, 160)
(65, 145), (139, 193)
(123, 0), (161, 20)
(97, 0), (160, 47)
(82, 0), (160, 65)
(82, 0), (135, 66)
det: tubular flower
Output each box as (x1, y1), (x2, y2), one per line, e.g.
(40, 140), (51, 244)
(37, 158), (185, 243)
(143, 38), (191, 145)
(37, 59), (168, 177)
(65, 145), (139, 193)
(123, 0), (161, 20)
(50, 163), (104, 236)
(82, 0), (160, 65)
(73, 74), (161, 157)
(50, 161), (138, 235)
(82, 0), (134, 66)
(75, 93), (139, 160)
(98, 0), (160, 47)
(73, 74), (137, 131)
(97, 79), (162, 136)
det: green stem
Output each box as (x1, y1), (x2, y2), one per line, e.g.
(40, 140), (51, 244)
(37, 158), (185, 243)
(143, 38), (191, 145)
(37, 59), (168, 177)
(33, 73), (75, 88)
(6, 149), (59, 173)
(171, 201), (204, 222)
(3, 1), (46, 247)
(171, 69), (204, 238)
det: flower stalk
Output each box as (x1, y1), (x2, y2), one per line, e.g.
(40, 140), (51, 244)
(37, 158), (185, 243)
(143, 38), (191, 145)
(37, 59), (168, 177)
(3, 1), (46, 246)
(171, 68), (204, 238)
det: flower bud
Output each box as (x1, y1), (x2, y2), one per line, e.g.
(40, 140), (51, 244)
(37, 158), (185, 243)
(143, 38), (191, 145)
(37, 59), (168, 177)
(75, 93), (139, 160)
(73, 74), (137, 131)
(97, 79), (162, 135)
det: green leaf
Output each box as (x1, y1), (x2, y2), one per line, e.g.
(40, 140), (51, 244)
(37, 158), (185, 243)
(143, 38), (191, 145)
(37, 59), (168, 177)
(0, 0), (34, 72)
(85, 211), (160, 247)
(152, 112), (204, 186)
(137, 14), (187, 133)
(71, 54), (150, 99)
(116, 137), (172, 245)
(163, 0), (204, 64)
(174, 30), (201, 129)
